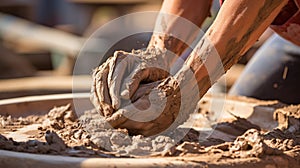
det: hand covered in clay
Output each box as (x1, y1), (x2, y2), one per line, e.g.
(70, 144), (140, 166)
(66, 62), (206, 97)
(91, 48), (176, 113)
(105, 67), (200, 136)
(91, 48), (199, 136)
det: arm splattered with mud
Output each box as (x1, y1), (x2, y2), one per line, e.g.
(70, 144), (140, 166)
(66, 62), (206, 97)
(148, 0), (213, 56)
(91, 0), (213, 115)
(91, 0), (288, 136)
(185, 0), (288, 98)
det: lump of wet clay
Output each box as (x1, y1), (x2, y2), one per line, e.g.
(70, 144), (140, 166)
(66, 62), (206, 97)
(229, 129), (280, 158)
(40, 104), (77, 130)
(175, 141), (204, 155)
(110, 131), (132, 147)
(45, 130), (67, 152)
(274, 105), (300, 133)
(90, 131), (114, 151)
(123, 135), (153, 156)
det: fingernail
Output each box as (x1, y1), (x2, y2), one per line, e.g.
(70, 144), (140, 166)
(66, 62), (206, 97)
(121, 90), (130, 99)
(112, 96), (120, 109)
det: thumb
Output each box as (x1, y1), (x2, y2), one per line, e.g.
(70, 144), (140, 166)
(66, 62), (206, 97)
(120, 68), (150, 99)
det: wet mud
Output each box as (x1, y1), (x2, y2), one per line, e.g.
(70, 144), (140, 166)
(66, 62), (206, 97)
(0, 103), (299, 167)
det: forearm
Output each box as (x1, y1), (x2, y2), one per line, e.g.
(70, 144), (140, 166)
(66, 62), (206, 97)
(149, 0), (213, 56)
(185, 0), (288, 97)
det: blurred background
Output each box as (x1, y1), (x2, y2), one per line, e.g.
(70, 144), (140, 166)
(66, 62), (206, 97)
(0, 0), (271, 100)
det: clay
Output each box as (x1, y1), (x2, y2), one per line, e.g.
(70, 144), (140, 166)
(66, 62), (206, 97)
(213, 116), (261, 137)
(40, 104), (77, 130)
(224, 104), (300, 159)
(0, 104), (197, 157)
(45, 130), (67, 151)
(175, 141), (205, 155)
(0, 103), (299, 168)
(274, 104), (300, 133)
(91, 48), (171, 116)
(79, 109), (176, 156)
(229, 129), (281, 158)
(0, 104), (112, 157)
(90, 48), (202, 136)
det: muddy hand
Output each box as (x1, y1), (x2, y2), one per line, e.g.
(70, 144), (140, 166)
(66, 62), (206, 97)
(113, 48), (177, 106)
(91, 56), (115, 117)
(105, 66), (200, 136)
(91, 47), (176, 114)
(91, 51), (132, 116)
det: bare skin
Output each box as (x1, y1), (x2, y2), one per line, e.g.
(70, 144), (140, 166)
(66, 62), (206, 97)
(148, 0), (213, 56)
(91, 0), (289, 136)
(187, 0), (289, 97)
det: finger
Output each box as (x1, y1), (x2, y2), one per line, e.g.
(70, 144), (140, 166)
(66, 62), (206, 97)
(90, 68), (103, 115)
(106, 103), (158, 136)
(106, 94), (151, 128)
(109, 98), (167, 136)
(105, 109), (128, 127)
(121, 67), (170, 100)
(90, 59), (113, 116)
(108, 87), (177, 136)
(96, 61), (113, 116)
(120, 68), (150, 99)
(147, 67), (169, 81)
(130, 81), (161, 102)
(114, 94), (165, 123)
(108, 51), (130, 109)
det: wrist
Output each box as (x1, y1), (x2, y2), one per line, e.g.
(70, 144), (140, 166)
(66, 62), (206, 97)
(148, 33), (188, 56)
